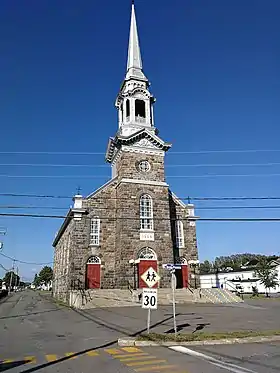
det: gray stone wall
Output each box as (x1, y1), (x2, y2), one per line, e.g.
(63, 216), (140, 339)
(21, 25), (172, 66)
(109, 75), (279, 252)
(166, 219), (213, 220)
(114, 181), (174, 288)
(116, 151), (166, 182)
(52, 152), (200, 297)
(53, 221), (74, 302)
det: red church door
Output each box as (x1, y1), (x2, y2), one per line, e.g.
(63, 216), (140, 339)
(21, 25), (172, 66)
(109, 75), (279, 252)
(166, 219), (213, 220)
(182, 264), (189, 288)
(86, 256), (101, 289)
(138, 260), (158, 288)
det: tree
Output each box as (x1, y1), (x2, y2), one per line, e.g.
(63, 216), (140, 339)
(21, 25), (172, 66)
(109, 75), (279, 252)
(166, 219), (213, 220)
(33, 273), (40, 287)
(199, 260), (213, 274)
(3, 271), (20, 288)
(255, 259), (278, 297)
(37, 266), (53, 286)
(214, 253), (268, 271)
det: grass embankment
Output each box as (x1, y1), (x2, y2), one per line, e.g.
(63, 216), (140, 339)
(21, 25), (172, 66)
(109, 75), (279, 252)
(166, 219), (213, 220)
(137, 330), (280, 342)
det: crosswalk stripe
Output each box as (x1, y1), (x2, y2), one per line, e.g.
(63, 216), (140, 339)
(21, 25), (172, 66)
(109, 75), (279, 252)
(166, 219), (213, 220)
(86, 351), (99, 357)
(114, 353), (149, 358)
(119, 356), (157, 362)
(134, 365), (178, 372)
(65, 353), (77, 359)
(45, 355), (57, 362)
(122, 347), (142, 353)
(24, 356), (36, 364)
(105, 348), (122, 355)
(127, 359), (167, 367)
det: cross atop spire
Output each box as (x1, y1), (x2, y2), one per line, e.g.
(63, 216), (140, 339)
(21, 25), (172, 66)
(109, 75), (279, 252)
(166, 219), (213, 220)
(125, 1), (147, 81)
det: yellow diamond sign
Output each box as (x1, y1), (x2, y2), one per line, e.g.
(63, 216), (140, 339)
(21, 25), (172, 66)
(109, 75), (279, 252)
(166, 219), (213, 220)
(141, 267), (160, 288)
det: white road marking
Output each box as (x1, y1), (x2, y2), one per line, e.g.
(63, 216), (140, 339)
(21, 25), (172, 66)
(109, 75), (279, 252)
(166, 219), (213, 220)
(169, 346), (259, 373)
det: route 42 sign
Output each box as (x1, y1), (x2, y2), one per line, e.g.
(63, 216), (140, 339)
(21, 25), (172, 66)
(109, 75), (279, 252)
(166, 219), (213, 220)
(141, 267), (160, 288)
(142, 288), (158, 310)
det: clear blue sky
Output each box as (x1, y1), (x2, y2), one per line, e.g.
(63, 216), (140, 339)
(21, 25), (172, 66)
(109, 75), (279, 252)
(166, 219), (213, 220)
(1, 0), (280, 281)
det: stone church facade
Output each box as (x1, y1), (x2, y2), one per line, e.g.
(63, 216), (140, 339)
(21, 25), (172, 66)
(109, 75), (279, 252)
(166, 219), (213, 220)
(52, 3), (199, 302)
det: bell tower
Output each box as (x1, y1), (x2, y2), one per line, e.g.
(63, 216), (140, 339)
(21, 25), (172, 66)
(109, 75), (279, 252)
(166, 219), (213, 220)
(115, 1), (156, 137)
(106, 1), (171, 178)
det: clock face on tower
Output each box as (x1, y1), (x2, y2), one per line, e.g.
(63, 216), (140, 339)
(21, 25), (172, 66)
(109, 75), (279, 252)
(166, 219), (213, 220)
(138, 160), (151, 172)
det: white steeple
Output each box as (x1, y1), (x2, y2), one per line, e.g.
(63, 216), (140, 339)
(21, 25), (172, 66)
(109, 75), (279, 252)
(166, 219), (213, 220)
(126, 1), (147, 81)
(115, 1), (155, 137)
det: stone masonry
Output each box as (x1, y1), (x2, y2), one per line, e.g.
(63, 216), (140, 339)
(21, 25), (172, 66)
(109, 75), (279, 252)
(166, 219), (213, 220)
(52, 3), (199, 303)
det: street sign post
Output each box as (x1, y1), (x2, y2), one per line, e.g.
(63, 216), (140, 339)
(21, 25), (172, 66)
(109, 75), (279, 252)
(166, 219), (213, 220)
(141, 267), (160, 288)
(141, 268), (160, 334)
(142, 288), (158, 310)
(162, 264), (178, 336)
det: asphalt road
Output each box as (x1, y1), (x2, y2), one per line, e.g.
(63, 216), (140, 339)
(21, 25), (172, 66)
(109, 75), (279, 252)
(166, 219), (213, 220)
(0, 290), (279, 373)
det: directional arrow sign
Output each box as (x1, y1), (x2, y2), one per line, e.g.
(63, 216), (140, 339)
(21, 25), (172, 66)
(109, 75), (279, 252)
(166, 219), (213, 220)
(141, 267), (160, 288)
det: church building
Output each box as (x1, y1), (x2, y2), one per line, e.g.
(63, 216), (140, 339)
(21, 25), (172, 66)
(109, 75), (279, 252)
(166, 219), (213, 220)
(52, 2), (199, 302)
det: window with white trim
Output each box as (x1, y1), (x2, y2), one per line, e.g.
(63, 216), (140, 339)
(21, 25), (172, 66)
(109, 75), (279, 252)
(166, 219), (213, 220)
(90, 217), (100, 246)
(176, 219), (185, 248)
(140, 194), (153, 230)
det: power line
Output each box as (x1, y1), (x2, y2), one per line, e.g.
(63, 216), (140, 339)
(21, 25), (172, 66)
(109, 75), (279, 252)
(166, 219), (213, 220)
(0, 252), (53, 265)
(1, 149), (280, 155)
(0, 193), (71, 199)
(3, 172), (280, 179)
(2, 204), (280, 211)
(3, 162), (280, 168)
(0, 212), (279, 222)
(3, 193), (280, 202)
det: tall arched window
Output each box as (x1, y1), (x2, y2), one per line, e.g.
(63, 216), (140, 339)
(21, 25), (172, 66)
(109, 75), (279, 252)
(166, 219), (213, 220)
(140, 194), (153, 230)
(90, 217), (100, 246)
(176, 218), (185, 248)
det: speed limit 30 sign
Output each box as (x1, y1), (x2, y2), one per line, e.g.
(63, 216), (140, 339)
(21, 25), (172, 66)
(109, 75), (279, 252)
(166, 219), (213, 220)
(142, 288), (158, 310)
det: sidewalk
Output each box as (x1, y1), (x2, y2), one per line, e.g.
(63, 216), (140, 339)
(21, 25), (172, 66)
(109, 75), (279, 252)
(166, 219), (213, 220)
(81, 300), (279, 337)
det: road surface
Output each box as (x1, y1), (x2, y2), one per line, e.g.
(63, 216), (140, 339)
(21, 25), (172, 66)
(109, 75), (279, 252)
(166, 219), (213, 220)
(0, 290), (279, 372)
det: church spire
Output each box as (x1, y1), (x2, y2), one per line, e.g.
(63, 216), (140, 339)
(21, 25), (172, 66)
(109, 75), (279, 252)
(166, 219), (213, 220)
(125, 1), (147, 81)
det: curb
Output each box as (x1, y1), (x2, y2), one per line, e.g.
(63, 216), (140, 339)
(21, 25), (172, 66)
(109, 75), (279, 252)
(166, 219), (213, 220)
(118, 335), (280, 347)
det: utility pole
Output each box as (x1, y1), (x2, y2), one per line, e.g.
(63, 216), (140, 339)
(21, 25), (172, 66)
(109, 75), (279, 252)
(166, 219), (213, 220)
(9, 260), (15, 294)
(16, 266), (19, 289)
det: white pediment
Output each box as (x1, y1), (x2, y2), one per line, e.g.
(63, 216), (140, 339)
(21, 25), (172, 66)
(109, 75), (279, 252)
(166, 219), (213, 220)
(133, 138), (160, 149)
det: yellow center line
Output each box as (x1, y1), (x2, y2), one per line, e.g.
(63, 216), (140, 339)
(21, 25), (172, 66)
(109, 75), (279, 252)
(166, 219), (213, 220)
(134, 365), (178, 372)
(127, 359), (167, 367)
(45, 355), (57, 362)
(24, 356), (36, 364)
(114, 353), (150, 358)
(2, 360), (14, 364)
(119, 355), (157, 362)
(65, 353), (77, 359)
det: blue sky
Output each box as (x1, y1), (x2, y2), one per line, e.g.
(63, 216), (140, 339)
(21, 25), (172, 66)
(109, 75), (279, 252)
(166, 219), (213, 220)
(1, 0), (280, 281)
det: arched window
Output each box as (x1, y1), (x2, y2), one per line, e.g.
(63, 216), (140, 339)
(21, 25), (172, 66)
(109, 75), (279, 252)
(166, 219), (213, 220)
(90, 217), (100, 246)
(126, 99), (130, 118)
(138, 247), (157, 260)
(176, 219), (185, 248)
(140, 194), (153, 230)
(135, 99), (146, 118)
(87, 256), (101, 264)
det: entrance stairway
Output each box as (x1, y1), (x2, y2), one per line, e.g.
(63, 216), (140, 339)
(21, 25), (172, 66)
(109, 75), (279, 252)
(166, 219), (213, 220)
(200, 288), (244, 303)
(69, 287), (243, 309)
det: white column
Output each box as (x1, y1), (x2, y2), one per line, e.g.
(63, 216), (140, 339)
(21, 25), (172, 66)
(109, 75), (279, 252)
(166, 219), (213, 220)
(131, 98), (135, 123)
(151, 104), (154, 126)
(145, 100), (150, 125)
(124, 99), (127, 121)
(118, 107), (122, 128)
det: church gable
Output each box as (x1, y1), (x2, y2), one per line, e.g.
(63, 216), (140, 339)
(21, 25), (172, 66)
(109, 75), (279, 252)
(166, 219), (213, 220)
(132, 137), (161, 150)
